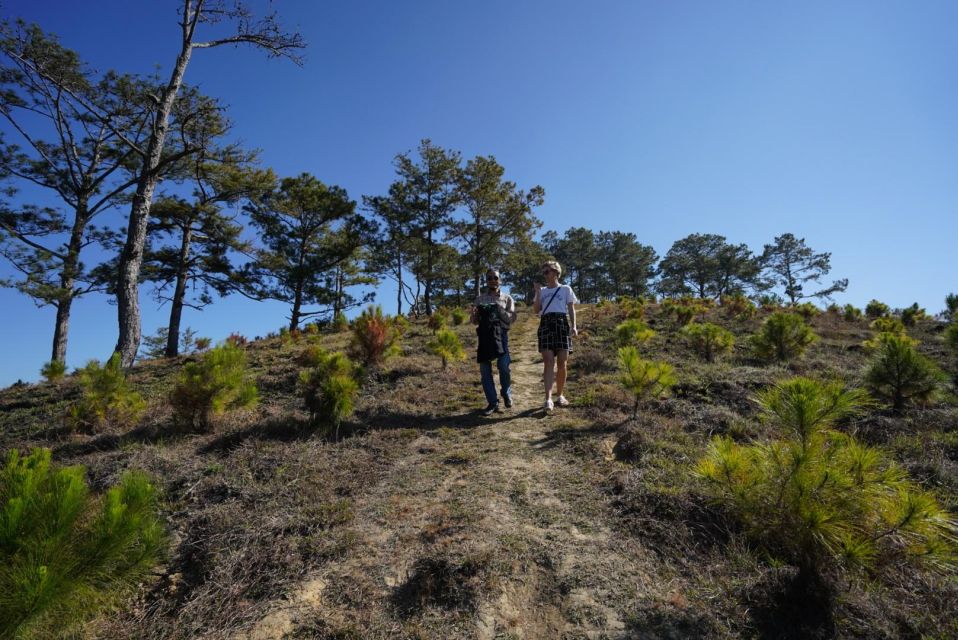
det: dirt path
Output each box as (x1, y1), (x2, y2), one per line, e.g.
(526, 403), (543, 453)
(238, 311), (659, 639)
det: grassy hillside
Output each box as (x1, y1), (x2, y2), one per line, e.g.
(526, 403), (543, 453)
(1, 301), (956, 639)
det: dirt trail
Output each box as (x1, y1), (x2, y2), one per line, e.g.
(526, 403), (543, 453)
(238, 310), (657, 639)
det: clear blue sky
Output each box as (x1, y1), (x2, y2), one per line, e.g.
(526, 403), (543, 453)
(1, 0), (956, 385)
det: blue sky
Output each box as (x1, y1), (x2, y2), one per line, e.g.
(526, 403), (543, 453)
(1, 0), (956, 385)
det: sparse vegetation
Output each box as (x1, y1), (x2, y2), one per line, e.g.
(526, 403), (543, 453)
(0, 448), (166, 639)
(169, 342), (258, 430)
(66, 354), (145, 433)
(750, 312), (817, 362)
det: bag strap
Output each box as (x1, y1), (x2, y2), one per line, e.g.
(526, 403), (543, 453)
(541, 287), (562, 314)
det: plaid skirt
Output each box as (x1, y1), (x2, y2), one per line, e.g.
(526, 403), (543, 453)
(538, 313), (573, 353)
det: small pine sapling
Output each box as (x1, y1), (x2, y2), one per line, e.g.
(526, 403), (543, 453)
(40, 360), (66, 383)
(681, 322), (735, 362)
(427, 327), (466, 370)
(864, 333), (945, 413)
(900, 302), (926, 327)
(865, 299), (890, 318)
(351, 305), (401, 366)
(193, 337), (212, 351)
(427, 310), (448, 334)
(332, 311), (349, 332)
(0, 448), (166, 639)
(946, 323), (958, 355)
(697, 377), (956, 582)
(169, 342), (258, 430)
(392, 314), (410, 336)
(226, 332), (249, 347)
(617, 346), (676, 418)
(945, 293), (958, 318)
(842, 304), (862, 322)
(614, 319), (655, 348)
(750, 312), (817, 362)
(451, 308), (469, 326)
(721, 293), (756, 319)
(793, 302), (820, 320)
(66, 354), (146, 433)
(297, 349), (360, 437)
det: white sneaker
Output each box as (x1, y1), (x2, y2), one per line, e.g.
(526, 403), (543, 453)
(544, 398), (554, 411)
(556, 395), (570, 407)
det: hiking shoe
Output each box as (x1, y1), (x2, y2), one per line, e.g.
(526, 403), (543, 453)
(481, 404), (499, 416)
(556, 395), (570, 407)
(503, 394), (513, 409)
(544, 398), (554, 412)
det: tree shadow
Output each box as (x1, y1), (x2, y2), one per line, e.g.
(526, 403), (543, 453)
(52, 422), (192, 459)
(198, 415), (314, 455)
(354, 407), (539, 432)
(527, 418), (623, 451)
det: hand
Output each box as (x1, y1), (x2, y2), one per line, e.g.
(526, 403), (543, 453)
(572, 326), (579, 336)
(533, 281), (542, 294)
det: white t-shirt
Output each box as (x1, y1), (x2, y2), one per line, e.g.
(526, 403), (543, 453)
(538, 284), (579, 315)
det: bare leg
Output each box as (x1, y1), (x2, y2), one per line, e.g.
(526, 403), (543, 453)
(555, 350), (569, 397)
(541, 349), (555, 400)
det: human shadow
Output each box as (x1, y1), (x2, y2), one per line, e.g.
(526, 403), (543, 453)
(527, 418), (623, 451)
(355, 406), (539, 432)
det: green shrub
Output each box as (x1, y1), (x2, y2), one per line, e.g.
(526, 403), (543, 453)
(0, 448), (166, 639)
(945, 293), (958, 317)
(351, 305), (401, 366)
(865, 299), (890, 318)
(193, 337), (212, 351)
(169, 342), (258, 430)
(721, 293), (756, 319)
(946, 323), (958, 354)
(792, 302), (820, 320)
(427, 328), (466, 370)
(295, 344), (325, 368)
(864, 333), (944, 413)
(298, 350), (360, 435)
(862, 318), (912, 352)
(900, 303), (926, 327)
(697, 377), (956, 581)
(392, 315), (410, 336)
(681, 322), (735, 362)
(451, 308), (469, 326)
(619, 296), (646, 320)
(750, 312), (817, 362)
(842, 304), (862, 322)
(226, 332), (249, 347)
(757, 293), (784, 311)
(332, 311), (349, 332)
(427, 311), (448, 334)
(617, 346), (676, 418)
(66, 354), (145, 433)
(40, 360), (66, 383)
(614, 319), (655, 347)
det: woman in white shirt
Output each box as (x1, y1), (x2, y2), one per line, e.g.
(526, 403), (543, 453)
(532, 260), (579, 411)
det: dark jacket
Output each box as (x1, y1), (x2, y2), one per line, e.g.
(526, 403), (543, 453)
(476, 303), (505, 362)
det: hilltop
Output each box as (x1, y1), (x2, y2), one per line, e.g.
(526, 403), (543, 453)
(1, 301), (956, 639)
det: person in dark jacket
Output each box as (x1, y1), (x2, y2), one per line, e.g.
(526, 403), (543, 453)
(470, 269), (517, 415)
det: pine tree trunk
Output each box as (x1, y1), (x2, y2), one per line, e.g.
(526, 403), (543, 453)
(165, 224), (193, 357)
(115, 41), (193, 366)
(51, 207), (87, 363)
(396, 250), (403, 316)
(290, 283), (303, 332)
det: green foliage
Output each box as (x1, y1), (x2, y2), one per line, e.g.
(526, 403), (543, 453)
(681, 322), (735, 362)
(66, 354), (145, 433)
(0, 448), (166, 639)
(842, 304), (862, 322)
(946, 323), (958, 355)
(900, 303), (926, 327)
(864, 333), (944, 413)
(760, 233), (847, 304)
(614, 319), (655, 348)
(945, 293), (958, 317)
(427, 328), (466, 370)
(392, 314), (410, 336)
(697, 377), (956, 579)
(865, 299), (890, 318)
(661, 297), (709, 326)
(750, 312), (817, 362)
(297, 350), (360, 434)
(39, 360), (65, 383)
(332, 311), (349, 332)
(757, 293), (784, 311)
(351, 305), (401, 366)
(427, 310), (448, 334)
(617, 346), (677, 418)
(792, 302), (820, 320)
(450, 308), (469, 326)
(619, 295), (646, 319)
(193, 337), (212, 351)
(862, 318), (913, 352)
(169, 343), (258, 430)
(226, 332), (249, 347)
(721, 293), (756, 319)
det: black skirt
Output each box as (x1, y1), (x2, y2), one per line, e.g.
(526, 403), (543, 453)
(537, 313), (573, 353)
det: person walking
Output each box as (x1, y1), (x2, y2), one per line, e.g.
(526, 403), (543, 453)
(471, 268), (517, 416)
(533, 260), (578, 412)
